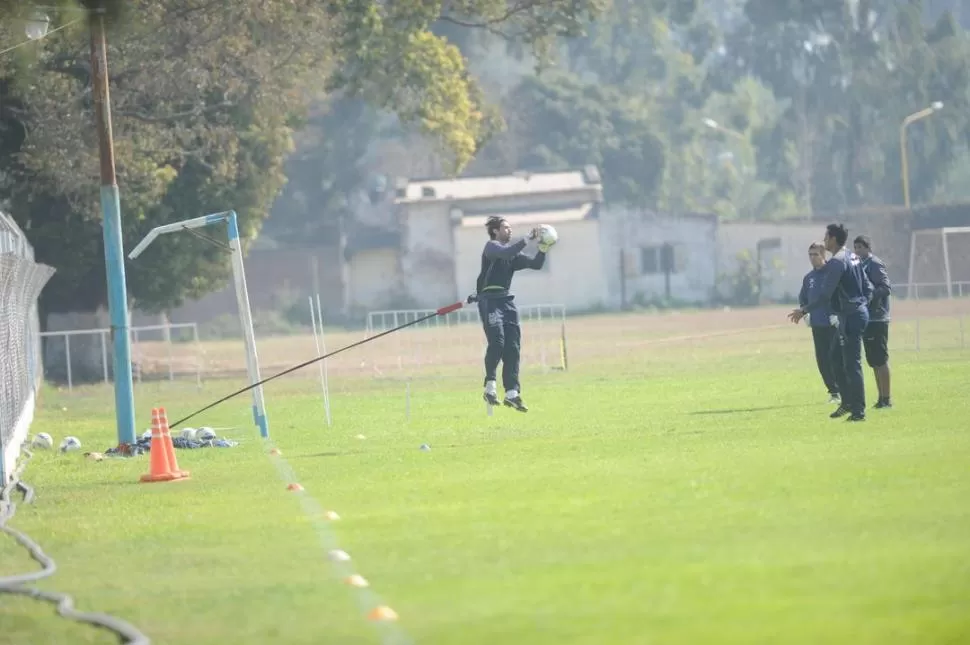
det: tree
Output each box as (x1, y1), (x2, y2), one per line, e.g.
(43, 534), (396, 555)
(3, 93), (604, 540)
(713, 0), (970, 213)
(498, 71), (666, 206)
(0, 0), (605, 319)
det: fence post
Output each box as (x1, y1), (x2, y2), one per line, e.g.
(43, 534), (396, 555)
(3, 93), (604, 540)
(65, 334), (73, 392)
(192, 323), (202, 388)
(167, 326), (174, 382)
(101, 330), (109, 383)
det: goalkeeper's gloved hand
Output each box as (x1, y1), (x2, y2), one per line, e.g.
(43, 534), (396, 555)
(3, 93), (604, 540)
(466, 293), (479, 304)
(538, 242), (552, 253)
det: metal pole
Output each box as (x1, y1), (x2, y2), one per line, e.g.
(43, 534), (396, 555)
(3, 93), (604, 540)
(167, 325), (174, 382)
(941, 228), (953, 298)
(192, 323), (202, 389)
(100, 330), (108, 383)
(900, 122), (911, 209)
(90, 13), (136, 445)
(65, 334), (72, 392)
(227, 211), (269, 438)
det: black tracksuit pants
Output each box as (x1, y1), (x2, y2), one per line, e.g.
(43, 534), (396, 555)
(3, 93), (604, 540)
(811, 325), (841, 396)
(478, 295), (521, 393)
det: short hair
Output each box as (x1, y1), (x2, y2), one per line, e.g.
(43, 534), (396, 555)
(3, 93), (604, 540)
(808, 242), (826, 253)
(485, 216), (506, 240)
(826, 223), (848, 246)
(853, 234), (872, 249)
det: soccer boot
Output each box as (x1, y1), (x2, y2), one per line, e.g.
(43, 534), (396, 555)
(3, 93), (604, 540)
(874, 398), (892, 409)
(845, 412), (866, 422)
(483, 380), (499, 406)
(830, 404), (850, 419)
(827, 393), (841, 404)
(503, 393), (528, 412)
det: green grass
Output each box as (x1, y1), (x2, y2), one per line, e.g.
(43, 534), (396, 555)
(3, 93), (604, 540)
(2, 323), (970, 645)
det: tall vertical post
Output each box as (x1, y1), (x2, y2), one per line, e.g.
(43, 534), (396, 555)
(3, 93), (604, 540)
(941, 228), (953, 299)
(90, 13), (136, 446)
(900, 122), (911, 209)
(227, 211), (269, 437)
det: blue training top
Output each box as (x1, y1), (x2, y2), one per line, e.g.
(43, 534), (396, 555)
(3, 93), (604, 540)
(799, 249), (873, 318)
(799, 267), (835, 327)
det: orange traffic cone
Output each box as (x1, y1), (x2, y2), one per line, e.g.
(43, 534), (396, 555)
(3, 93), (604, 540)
(140, 408), (178, 483)
(158, 408), (190, 479)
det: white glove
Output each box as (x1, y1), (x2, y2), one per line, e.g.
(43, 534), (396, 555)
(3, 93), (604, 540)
(829, 314), (839, 328)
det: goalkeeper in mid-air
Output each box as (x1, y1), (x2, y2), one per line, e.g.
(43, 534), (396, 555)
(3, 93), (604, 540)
(467, 216), (555, 412)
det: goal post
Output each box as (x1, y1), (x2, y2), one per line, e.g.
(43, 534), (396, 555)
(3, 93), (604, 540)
(907, 226), (970, 299)
(128, 210), (269, 438)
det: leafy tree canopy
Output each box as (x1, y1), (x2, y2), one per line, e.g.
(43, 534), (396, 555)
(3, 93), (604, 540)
(0, 0), (603, 314)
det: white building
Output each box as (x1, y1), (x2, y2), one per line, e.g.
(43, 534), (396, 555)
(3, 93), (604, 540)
(345, 168), (722, 313)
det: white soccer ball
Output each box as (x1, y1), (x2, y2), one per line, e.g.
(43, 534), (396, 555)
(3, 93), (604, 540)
(538, 224), (558, 248)
(180, 427), (198, 441)
(59, 436), (81, 453)
(32, 433), (54, 450)
(197, 427), (217, 442)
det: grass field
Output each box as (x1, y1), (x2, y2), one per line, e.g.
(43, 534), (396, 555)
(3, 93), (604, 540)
(2, 304), (970, 645)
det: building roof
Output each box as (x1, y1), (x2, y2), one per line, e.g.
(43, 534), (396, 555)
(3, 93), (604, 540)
(459, 204), (595, 228)
(394, 167), (602, 204)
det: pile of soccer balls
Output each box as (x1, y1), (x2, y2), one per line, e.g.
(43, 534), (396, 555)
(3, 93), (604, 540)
(31, 432), (81, 453)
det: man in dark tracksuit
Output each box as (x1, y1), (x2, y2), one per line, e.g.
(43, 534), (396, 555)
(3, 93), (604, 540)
(853, 235), (893, 409)
(789, 224), (873, 422)
(471, 216), (547, 412)
(799, 243), (841, 403)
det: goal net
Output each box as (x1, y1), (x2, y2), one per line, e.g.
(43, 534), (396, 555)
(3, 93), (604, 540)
(363, 304), (567, 377)
(906, 227), (970, 299)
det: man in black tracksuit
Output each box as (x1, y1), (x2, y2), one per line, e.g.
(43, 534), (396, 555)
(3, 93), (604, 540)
(798, 242), (842, 403)
(853, 235), (893, 409)
(472, 216), (547, 412)
(789, 224), (873, 422)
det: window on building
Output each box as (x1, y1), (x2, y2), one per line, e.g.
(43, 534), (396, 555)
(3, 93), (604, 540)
(639, 243), (687, 275)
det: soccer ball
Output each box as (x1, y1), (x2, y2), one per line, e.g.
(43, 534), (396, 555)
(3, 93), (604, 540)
(59, 436), (82, 453)
(538, 224), (558, 248)
(197, 427), (217, 442)
(31, 433), (54, 450)
(180, 427), (198, 442)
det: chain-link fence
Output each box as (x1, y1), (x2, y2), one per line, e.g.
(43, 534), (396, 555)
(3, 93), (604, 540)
(0, 211), (55, 484)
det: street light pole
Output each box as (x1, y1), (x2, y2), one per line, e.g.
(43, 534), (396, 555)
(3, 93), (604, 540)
(900, 101), (943, 209)
(89, 11), (137, 447)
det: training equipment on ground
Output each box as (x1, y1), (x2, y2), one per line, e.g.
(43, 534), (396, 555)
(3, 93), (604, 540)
(168, 301), (466, 429)
(58, 437), (81, 453)
(141, 408), (190, 483)
(31, 433), (53, 450)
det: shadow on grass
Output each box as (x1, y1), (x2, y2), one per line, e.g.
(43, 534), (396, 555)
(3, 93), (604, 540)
(688, 404), (813, 416)
(289, 451), (362, 459)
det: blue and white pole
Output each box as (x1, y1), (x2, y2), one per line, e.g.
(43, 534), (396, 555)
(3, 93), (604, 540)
(90, 14), (136, 447)
(128, 210), (270, 438)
